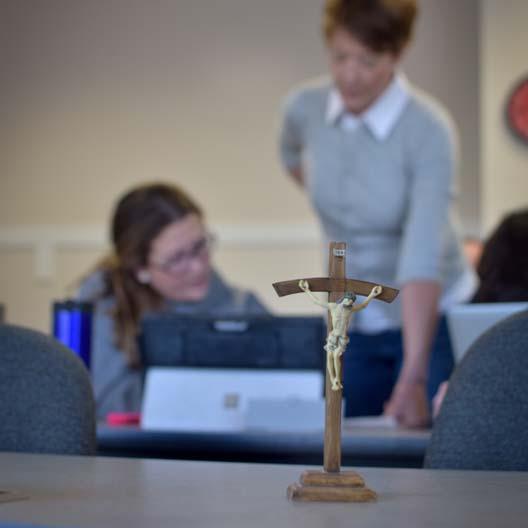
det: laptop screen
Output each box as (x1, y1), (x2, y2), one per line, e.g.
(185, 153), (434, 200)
(447, 302), (528, 362)
(139, 314), (326, 371)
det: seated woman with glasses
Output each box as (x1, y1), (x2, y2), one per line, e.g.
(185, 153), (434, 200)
(78, 182), (267, 419)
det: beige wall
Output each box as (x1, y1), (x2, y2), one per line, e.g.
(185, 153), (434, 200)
(1, 0), (324, 226)
(480, 0), (528, 233)
(404, 0), (481, 235)
(1, 0), (481, 331)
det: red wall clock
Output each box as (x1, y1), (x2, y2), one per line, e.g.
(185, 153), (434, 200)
(506, 75), (528, 144)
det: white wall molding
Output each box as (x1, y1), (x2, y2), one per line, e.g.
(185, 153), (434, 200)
(0, 224), (322, 281)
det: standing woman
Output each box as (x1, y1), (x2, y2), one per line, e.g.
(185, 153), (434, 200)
(278, 0), (475, 427)
(79, 182), (267, 419)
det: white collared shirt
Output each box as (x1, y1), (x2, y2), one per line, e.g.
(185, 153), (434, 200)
(326, 73), (410, 140)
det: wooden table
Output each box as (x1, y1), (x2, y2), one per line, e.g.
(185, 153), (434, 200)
(97, 424), (429, 468)
(1, 452), (527, 527)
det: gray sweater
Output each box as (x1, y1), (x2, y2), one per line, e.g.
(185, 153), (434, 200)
(279, 76), (474, 332)
(78, 269), (267, 418)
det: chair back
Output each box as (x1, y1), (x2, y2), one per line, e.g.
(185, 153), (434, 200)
(424, 310), (528, 470)
(0, 324), (96, 455)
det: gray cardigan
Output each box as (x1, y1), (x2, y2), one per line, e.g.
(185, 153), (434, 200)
(78, 270), (267, 419)
(279, 76), (474, 332)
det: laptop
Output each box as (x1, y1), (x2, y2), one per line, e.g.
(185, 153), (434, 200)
(447, 302), (528, 362)
(139, 314), (326, 371)
(141, 367), (324, 432)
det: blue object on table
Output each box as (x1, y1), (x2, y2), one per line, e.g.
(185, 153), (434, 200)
(52, 300), (93, 369)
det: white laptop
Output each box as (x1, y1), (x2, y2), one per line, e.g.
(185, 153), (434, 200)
(141, 367), (324, 432)
(447, 302), (528, 362)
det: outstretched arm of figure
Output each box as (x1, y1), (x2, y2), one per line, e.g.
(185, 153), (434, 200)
(298, 279), (329, 309)
(351, 285), (383, 312)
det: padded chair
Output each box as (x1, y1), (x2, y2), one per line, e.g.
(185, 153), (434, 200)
(0, 324), (96, 455)
(424, 310), (528, 470)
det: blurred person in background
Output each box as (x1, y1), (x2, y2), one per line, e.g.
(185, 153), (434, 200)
(79, 182), (267, 419)
(472, 208), (528, 303)
(278, 0), (475, 427)
(433, 207), (528, 417)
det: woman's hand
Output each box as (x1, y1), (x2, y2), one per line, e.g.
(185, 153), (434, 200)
(388, 280), (440, 428)
(384, 379), (431, 429)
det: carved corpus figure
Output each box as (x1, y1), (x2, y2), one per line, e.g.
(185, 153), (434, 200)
(298, 279), (382, 391)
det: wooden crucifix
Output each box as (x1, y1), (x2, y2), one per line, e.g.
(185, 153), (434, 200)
(272, 241), (399, 502)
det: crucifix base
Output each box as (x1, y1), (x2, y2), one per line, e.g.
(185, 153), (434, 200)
(287, 470), (377, 503)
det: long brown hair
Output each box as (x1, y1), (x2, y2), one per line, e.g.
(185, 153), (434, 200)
(93, 182), (202, 367)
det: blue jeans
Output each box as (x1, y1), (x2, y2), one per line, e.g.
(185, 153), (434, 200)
(342, 317), (454, 417)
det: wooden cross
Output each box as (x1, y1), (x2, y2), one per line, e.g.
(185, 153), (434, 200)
(272, 241), (399, 502)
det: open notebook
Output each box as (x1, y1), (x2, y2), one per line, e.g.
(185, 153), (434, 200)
(141, 367), (324, 432)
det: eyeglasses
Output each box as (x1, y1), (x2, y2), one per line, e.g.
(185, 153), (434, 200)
(149, 232), (215, 274)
